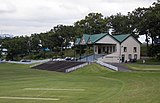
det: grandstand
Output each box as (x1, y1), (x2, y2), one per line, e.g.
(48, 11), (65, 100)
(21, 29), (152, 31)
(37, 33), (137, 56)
(33, 61), (87, 73)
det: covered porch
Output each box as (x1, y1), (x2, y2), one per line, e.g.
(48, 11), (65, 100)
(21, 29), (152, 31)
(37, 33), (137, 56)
(93, 44), (117, 55)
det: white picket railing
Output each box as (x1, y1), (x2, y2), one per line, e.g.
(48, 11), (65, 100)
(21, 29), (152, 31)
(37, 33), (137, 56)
(96, 61), (118, 71)
(66, 62), (88, 73)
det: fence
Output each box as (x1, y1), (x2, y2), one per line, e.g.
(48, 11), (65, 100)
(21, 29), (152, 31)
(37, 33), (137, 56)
(96, 61), (118, 71)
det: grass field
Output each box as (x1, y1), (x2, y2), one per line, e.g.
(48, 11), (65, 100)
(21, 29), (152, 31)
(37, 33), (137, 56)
(124, 63), (160, 71)
(0, 63), (160, 103)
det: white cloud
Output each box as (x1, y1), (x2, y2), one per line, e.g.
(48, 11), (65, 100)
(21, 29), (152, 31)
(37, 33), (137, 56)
(0, 0), (157, 36)
(0, 1), (16, 13)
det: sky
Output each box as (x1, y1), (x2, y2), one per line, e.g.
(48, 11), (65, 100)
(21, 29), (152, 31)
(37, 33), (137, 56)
(0, 0), (157, 40)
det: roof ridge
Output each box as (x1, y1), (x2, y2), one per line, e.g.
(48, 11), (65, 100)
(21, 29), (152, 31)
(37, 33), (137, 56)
(112, 34), (132, 43)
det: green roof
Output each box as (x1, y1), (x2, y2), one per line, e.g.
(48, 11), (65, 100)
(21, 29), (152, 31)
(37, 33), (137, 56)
(82, 33), (107, 44)
(75, 33), (137, 45)
(83, 34), (90, 43)
(75, 38), (81, 45)
(90, 33), (107, 43)
(113, 34), (131, 43)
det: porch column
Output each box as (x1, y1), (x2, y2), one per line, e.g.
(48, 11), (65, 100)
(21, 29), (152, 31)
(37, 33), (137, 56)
(94, 45), (98, 54)
(93, 45), (95, 54)
(93, 45), (95, 60)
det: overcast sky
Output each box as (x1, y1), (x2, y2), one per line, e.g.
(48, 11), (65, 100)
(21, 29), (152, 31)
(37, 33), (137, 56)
(0, 0), (156, 37)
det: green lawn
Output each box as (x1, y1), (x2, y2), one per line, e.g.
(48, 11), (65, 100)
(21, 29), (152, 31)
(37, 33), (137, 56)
(124, 63), (160, 71)
(0, 63), (160, 103)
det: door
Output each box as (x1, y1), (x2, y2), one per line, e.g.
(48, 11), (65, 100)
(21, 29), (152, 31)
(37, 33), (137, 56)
(98, 48), (101, 54)
(128, 54), (132, 61)
(122, 54), (125, 62)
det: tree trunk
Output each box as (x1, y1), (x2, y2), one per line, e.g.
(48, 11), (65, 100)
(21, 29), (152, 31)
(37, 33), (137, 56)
(151, 36), (154, 57)
(145, 34), (149, 56)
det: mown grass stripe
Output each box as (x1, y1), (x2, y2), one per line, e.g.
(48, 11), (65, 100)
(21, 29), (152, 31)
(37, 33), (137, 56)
(24, 88), (85, 91)
(0, 96), (60, 101)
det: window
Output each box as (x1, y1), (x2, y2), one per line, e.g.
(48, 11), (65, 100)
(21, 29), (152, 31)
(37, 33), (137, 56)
(128, 54), (132, 59)
(103, 47), (105, 52)
(134, 54), (137, 59)
(133, 47), (137, 52)
(110, 46), (112, 52)
(113, 46), (116, 52)
(107, 47), (109, 54)
(124, 47), (127, 52)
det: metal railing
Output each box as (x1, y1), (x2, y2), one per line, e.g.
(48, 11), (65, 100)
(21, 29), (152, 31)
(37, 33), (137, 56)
(96, 61), (118, 71)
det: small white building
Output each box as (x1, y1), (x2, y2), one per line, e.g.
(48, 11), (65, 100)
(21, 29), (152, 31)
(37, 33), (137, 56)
(75, 33), (141, 63)
(1, 48), (8, 55)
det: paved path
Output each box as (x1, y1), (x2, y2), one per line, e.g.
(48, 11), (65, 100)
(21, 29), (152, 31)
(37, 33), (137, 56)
(108, 63), (132, 72)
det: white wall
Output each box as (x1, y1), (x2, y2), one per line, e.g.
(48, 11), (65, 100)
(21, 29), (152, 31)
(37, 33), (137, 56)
(95, 35), (140, 63)
(121, 36), (141, 61)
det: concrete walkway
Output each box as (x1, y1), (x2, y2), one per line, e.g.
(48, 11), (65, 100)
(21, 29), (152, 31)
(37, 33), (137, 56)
(107, 63), (132, 72)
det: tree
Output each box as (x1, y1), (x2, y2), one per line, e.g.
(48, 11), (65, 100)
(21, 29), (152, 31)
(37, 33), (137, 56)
(75, 13), (109, 34)
(30, 34), (42, 53)
(51, 25), (81, 48)
(129, 1), (160, 56)
(2, 36), (29, 60)
(108, 13), (134, 35)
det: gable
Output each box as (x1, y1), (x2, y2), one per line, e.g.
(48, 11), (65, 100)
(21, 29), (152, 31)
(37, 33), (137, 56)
(80, 37), (86, 45)
(79, 34), (90, 45)
(96, 35), (119, 44)
(79, 33), (107, 45)
(87, 37), (92, 44)
(122, 36), (141, 46)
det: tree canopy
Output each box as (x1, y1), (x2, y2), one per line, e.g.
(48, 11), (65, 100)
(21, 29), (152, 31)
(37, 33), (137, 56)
(75, 13), (109, 34)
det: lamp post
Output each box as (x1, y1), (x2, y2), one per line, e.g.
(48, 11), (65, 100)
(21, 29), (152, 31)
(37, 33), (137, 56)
(27, 37), (32, 60)
(73, 39), (76, 61)
(119, 45), (123, 63)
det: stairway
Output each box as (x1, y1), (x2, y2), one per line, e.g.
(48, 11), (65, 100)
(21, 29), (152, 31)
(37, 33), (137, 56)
(79, 54), (105, 62)
(97, 52), (120, 63)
